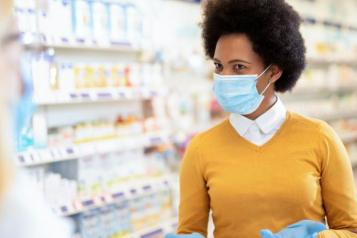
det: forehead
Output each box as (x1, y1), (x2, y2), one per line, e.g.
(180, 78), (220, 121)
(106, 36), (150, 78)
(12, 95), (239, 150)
(214, 34), (261, 63)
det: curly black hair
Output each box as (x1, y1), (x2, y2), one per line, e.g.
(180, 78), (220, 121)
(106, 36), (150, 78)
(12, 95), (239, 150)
(202, 0), (306, 92)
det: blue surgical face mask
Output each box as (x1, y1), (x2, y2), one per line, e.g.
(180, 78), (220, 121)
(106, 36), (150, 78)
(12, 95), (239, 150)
(213, 65), (272, 115)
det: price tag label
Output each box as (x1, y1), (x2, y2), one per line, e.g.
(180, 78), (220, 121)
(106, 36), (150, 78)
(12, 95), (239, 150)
(60, 205), (69, 215)
(17, 153), (26, 164)
(69, 92), (78, 100)
(81, 199), (95, 208)
(150, 136), (163, 146)
(31, 151), (41, 163)
(142, 184), (152, 194)
(65, 147), (75, 155)
(118, 90), (126, 98)
(97, 91), (112, 100)
(50, 148), (62, 160)
(23, 152), (33, 164)
(81, 93), (91, 101)
(112, 191), (125, 200)
(141, 229), (164, 238)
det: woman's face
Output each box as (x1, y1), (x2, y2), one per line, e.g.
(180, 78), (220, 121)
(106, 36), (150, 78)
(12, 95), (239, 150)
(213, 33), (276, 95)
(0, 18), (22, 106)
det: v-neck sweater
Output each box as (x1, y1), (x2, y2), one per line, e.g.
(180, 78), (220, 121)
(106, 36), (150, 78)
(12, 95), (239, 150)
(178, 111), (357, 238)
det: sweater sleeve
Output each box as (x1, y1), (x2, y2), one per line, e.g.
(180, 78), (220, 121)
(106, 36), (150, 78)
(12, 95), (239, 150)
(318, 122), (357, 238)
(177, 135), (210, 237)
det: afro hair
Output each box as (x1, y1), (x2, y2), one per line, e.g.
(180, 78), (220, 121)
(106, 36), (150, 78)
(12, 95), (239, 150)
(201, 0), (306, 92)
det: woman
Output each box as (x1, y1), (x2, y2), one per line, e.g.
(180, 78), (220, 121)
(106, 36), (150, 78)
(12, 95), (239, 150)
(0, 1), (71, 237)
(172, 0), (357, 238)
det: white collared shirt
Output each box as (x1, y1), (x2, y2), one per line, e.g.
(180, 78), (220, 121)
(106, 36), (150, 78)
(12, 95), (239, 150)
(229, 97), (287, 146)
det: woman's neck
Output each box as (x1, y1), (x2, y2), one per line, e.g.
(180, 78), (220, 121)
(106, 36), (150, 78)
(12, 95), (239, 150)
(245, 94), (278, 120)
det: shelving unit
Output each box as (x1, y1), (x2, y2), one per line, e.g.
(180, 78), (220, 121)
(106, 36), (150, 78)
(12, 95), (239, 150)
(283, 0), (357, 169)
(54, 175), (173, 217)
(34, 88), (166, 106)
(124, 218), (178, 238)
(307, 57), (357, 68)
(283, 85), (357, 99)
(313, 110), (357, 122)
(16, 131), (171, 167)
(24, 42), (142, 54)
(14, 1), (184, 237)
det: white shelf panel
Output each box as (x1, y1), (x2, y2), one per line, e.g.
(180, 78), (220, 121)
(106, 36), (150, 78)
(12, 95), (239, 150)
(49, 43), (141, 53)
(34, 88), (165, 106)
(24, 39), (142, 54)
(16, 131), (171, 167)
(54, 175), (174, 217)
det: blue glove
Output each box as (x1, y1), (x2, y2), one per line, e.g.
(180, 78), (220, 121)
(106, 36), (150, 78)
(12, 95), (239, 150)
(260, 220), (327, 238)
(165, 233), (205, 238)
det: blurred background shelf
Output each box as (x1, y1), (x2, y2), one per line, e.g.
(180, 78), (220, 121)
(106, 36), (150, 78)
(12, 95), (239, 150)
(12, 0), (357, 237)
(55, 175), (173, 217)
(34, 88), (165, 106)
(123, 218), (178, 238)
(23, 41), (142, 54)
(16, 131), (171, 167)
(307, 57), (357, 67)
(312, 110), (357, 122)
(339, 131), (357, 144)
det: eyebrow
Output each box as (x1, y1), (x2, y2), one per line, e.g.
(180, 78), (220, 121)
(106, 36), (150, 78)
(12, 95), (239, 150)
(213, 58), (252, 64)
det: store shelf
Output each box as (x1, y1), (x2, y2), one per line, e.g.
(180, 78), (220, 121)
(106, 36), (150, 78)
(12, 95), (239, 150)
(281, 85), (357, 102)
(49, 42), (141, 53)
(16, 131), (171, 167)
(54, 175), (173, 217)
(34, 88), (165, 106)
(124, 218), (178, 238)
(302, 16), (357, 32)
(307, 57), (357, 67)
(311, 109), (357, 122)
(72, 217), (177, 238)
(292, 85), (357, 96)
(24, 40), (142, 54)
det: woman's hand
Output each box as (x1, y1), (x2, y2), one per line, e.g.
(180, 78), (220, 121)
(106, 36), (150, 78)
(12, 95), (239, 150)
(260, 220), (327, 238)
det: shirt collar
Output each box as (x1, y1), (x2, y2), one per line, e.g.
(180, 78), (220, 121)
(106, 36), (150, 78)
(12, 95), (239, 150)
(229, 111), (254, 136)
(229, 97), (287, 135)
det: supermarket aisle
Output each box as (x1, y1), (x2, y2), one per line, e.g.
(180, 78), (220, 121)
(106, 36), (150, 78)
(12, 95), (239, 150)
(8, 0), (357, 237)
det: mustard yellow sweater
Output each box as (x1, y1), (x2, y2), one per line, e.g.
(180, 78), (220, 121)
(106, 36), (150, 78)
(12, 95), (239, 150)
(178, 112), (357, 238)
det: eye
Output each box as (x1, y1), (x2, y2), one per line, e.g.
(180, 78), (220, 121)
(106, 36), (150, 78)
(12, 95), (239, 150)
(233, 64), (247, 73)
(214, 62), (223, 73)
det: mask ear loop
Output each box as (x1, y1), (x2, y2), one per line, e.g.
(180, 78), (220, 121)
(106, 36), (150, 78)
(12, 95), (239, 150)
(257, 64), (273, 96)
(260, 79), (272, 96)
(257, 64), (272, 79)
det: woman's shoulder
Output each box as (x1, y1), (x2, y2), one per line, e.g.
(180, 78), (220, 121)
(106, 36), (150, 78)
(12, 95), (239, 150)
(288, 111), (336, 138)
(288, 111), (329, 130)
